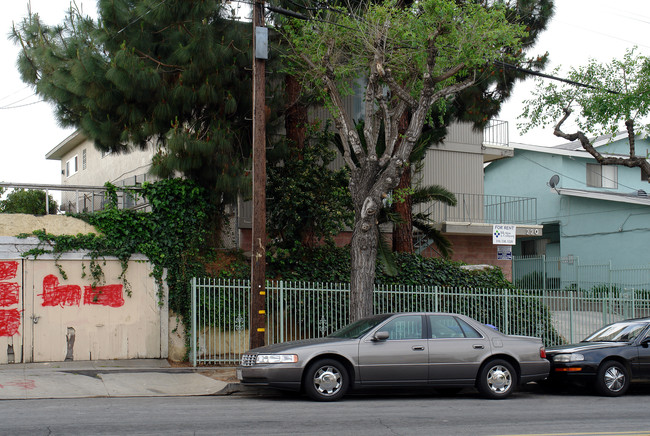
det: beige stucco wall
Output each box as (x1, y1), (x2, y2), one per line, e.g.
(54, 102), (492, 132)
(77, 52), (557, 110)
(0, 255), (167, 364)
(0, 230), (169, 364)
(0, 214), (98, 237)
(58, 136), (155, 187)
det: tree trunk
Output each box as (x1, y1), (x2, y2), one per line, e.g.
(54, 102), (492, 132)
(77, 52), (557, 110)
(285, 74), (307, 151)
(285, 73), (314, 246)
(349, 167), (383, 322)
(349, 219), (378, 322)
(392, 166), (414, 253)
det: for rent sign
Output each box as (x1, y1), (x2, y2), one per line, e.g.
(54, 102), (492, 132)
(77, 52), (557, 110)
(493, 224), (516, 245)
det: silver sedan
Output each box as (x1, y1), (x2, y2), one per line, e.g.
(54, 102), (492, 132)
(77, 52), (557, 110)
(237, 312), (550, 401)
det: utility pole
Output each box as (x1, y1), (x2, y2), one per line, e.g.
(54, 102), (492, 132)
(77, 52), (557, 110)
(250, 0), (267, 350)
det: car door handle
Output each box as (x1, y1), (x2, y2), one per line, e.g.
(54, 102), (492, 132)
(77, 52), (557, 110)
(473, 344), (484, 349)
(412, 345), (425, 351)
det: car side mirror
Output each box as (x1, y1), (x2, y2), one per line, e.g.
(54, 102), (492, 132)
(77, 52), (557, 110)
(373, 331), (389, 341)
(641, 337), (650, 347)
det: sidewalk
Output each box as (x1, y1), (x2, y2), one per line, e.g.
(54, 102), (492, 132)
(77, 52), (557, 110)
(0, 359), (249, 400)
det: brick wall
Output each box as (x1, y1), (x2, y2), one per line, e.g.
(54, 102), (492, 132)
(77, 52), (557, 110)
(420, 234), (512, 280)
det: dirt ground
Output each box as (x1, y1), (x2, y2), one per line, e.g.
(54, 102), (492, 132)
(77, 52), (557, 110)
(0, 213), (98, 236)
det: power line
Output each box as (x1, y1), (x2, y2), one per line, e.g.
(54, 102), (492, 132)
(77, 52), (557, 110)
(519, 153), (640, 192)
(0, 85), (31, 104)
(113, 0), (168, 37)
(0, 100), (42, 110)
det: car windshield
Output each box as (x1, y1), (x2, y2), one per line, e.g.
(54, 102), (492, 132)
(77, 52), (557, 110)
(582, 321), (648, 343)
(328, 314), (393, 339)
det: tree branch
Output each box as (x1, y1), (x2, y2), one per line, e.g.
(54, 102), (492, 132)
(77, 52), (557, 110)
(381, 67), (417, 108)
(428, 75), (475, 107)
(11, 24), (41, 81)
(625, 119), (636, 157)
(554, 108), (650, 178)
(432, 63), (466, 84)
(299, 51), (360, 168)
(379, 102), (407, 167)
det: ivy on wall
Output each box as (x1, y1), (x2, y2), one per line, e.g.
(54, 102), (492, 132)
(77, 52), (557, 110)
(20, 179), (214, 324)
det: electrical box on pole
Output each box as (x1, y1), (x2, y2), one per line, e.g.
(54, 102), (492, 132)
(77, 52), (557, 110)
(250, 0), (267, 350)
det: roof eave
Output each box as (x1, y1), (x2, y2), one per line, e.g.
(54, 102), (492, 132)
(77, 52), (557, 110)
(45, 130), (87, 161)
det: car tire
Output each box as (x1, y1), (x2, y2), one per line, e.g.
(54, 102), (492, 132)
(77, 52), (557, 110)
(477, 359), (517, 399)
(304, 359), (349, 402)
(595, 360), (629, 397)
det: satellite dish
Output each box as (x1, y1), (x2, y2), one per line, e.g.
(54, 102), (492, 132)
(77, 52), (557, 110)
(549, 175), (560, 189)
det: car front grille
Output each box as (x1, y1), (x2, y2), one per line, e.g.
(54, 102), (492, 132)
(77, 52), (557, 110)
(240, 354), (257, 367)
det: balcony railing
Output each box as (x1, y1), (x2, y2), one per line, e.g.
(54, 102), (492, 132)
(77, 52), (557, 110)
(483, 119), (509, 147)
(415, 193), (537, 225)
(0, 182), (145, 214)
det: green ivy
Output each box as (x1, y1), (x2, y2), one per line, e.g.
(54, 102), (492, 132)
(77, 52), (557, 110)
(266, 123), (353, 249)
(262, 246), (512, 289)
(20, 179), (214, 325)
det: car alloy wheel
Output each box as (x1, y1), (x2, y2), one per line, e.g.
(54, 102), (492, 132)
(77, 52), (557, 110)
(304, 359), (349, 401)
(596, 361), (629, 397)
(477, 359), (517, 399)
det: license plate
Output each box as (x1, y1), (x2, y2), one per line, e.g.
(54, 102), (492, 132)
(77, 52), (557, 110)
(236, 369), (242, 380)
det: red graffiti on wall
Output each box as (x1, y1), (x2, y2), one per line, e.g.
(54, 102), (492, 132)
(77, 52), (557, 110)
(0, 282), (19, 307)
(0, 261), (18, 281)
(40, 275), (124, 308)
(40, 275), (82, 307)
(0, 309), (20, 337)
(0, 261), (20, 337)
(84, 284), (125, 308)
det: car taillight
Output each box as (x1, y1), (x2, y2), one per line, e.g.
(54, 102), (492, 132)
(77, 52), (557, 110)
(539, 346), (547, 359)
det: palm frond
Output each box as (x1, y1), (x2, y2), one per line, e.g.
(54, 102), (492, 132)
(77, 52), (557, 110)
(413, 219), (454, 259)
(376, 233), (398, 276)
(411, 185), (457, 207)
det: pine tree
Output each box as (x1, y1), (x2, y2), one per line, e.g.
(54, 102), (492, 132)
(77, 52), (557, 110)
(11, 0), (262, 227)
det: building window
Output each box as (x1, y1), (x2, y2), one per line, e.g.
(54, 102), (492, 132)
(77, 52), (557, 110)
(586, 163), (617, 188)
(65, 155), (78, 177)
(82, 149), (87, 170)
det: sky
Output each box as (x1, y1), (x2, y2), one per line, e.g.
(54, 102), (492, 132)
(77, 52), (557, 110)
(1, 0), (649, 186)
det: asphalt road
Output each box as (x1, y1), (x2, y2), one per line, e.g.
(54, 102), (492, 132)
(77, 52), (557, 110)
(2, 386), (650, 436)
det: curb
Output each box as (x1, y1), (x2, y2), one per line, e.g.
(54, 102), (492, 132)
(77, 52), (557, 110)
(215, 382), (280, 396)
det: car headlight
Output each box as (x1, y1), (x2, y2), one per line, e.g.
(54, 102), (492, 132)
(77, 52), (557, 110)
(255, 354), (298, 364)
(553, 353), (585, 363)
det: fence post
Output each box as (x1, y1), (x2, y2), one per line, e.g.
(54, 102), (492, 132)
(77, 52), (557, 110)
(605, 261), (612, 325)
(434, 286), (439, 313)
(279, 280), (285, 344)
(569, 289), (574, 343)
(542, 254), (546, 292)
(191, 277), (197, 367)
(503, 288), (509, 335)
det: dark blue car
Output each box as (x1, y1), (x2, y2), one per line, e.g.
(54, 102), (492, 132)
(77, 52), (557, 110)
(545, 317), (650, 396)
